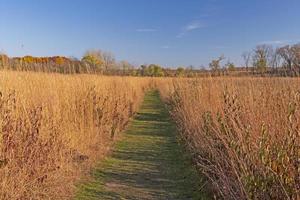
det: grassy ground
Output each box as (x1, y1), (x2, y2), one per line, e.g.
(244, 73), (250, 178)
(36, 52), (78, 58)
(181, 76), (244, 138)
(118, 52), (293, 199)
(75, 91), (210, 200)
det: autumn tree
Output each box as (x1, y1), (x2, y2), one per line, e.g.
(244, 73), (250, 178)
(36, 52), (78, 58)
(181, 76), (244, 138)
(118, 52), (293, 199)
(81, 50), (104, 73)
(252, 45), (272, 74)
(53, 56), (66, 65)
(209, 55), (225, 76)
(137, 64), (165, 77)
(176, 67), (185, 77)
(151, 64), (164, 77)
(23, 56), (34, 64)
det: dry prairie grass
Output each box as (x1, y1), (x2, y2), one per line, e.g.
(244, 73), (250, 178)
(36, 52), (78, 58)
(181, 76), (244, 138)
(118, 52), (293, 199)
(0, 71), (152, 199)
(158, 77), (300, 199)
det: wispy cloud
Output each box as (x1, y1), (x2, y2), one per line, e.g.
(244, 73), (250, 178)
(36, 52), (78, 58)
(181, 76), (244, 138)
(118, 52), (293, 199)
(260, 40), (286, 45)
(259, 39), (300, 45)
(161, 45), (170, 49)
(186, 22), (203, 31)
(136, 28), (157, 32)
(177, 21), (205, 38)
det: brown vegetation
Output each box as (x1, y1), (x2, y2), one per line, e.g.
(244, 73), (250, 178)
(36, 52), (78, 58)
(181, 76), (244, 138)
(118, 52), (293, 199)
(1, 69), (299, 199)
(0, 71), (152, 199)
(158, 77), (300, 199)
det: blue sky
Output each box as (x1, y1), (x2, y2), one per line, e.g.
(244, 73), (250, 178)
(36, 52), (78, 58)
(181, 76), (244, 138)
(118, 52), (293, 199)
(1, 0), (300, 67)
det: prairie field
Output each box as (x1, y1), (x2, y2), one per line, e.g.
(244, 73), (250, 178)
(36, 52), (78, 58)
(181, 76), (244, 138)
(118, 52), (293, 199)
(0, 71), (152, 199)
(158, 77), (300, 199)
(0, 71), (299, 199)
(2, 0), (300, 199)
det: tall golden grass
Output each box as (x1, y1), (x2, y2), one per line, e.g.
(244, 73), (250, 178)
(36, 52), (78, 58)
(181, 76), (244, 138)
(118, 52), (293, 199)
(0, 71), (151, 199)
(1, 71), (299, 199)
(158, 77), (300, 199)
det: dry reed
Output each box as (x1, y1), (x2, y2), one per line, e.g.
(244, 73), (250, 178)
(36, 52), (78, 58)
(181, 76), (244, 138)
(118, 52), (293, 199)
(158, 77), (300, 200)
(0, 71), (151, 199)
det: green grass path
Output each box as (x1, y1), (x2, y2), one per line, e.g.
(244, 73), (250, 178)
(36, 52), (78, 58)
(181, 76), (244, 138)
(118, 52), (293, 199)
(75, 91), (209, 200)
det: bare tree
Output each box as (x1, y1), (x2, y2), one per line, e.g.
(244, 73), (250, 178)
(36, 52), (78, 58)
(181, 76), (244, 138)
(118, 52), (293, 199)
(120, 60), (134, 75)
(291, 44), (300, 74)
(225, 61), (236, 73)
(268, 47), (282, 75)
(102, 51), (115, 71)
(209, 55), (225, 76)
(277, 44), (300, 76)
(252, 45), (272, 75)
(242, 51), (251, 71)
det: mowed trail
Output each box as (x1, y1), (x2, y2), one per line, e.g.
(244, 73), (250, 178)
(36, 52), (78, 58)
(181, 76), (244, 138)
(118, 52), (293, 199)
(75, 91), (209, 200)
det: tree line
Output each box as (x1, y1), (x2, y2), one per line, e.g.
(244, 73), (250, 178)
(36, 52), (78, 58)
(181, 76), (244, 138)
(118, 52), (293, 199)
(0, 50), (124, 74)
(209, 42), (300, 76)
(0, 49), (194, 77)
(1, 43), (300, 77)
